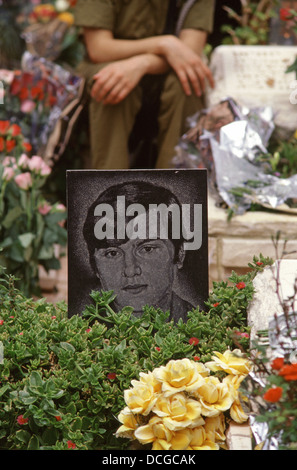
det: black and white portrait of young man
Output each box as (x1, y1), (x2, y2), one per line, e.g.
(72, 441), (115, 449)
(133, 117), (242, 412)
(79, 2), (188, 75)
(67, 170), (208, 322)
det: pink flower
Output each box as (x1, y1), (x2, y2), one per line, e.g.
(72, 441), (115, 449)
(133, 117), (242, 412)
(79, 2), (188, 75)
(56, 203), (66, 212)
(38, 202), (52, 215)
(40, 161), (51, 176)
(235, 331), (249, 338)
(67, 440), (76, 449)
(20, 99), (36, 113)
(0, 69), (14, 84)
(2, 156), (16, 167)
(3, 166), (15, 181)
(28, 155), (44, 172)
(18, 153), (30, 169)
(17, 415), (29, 425)
(14, 172), (32, 190)
(0, 320), (4, 325)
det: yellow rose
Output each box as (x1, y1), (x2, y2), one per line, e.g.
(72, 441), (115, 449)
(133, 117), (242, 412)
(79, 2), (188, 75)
(115, 406), (140, 439)
(124, 379), (160, 416)
(204, 414), (226, 443)
(206, 349), (252, 376)
(223, 375), (249, 424)
(229, 398), (249, 423)
(134, 416), (172, 447)
(196, 377), (235, 417)
(194, 361), (211, 377)
(139, 371), (162, 394)
(170, 428), (193, 450)
(186, 426), (220, 450)
(153, 358), (205, 397)
(152, 392), (204, 431)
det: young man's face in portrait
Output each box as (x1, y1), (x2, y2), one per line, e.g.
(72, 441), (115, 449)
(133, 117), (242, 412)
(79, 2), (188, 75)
(93, 237), (178, 314)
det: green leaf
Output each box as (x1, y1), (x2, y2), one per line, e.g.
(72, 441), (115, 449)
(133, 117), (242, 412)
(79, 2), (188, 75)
(18, 233), (35, 249)
(28, 435), (40, 450)
(60, 342), (76, 353)
(30, 371), (44, 388)
(38, 245), (54, 260)
(15, 429), (31, 444)
(2, 206), (23, 229)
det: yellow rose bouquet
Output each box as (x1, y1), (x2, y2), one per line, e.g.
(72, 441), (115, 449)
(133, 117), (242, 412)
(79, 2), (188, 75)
(116, 351), (252, 450)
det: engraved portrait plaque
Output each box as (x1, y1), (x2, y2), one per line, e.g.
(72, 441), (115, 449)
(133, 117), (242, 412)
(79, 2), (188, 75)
(67, 169), (208, 322)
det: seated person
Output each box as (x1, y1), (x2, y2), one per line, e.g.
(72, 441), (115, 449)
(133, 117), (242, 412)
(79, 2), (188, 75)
(74, 0), (215, 169)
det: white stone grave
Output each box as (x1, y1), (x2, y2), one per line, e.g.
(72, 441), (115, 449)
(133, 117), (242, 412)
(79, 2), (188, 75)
(248, 259), (297, 342)
(206, 45), (297, 132)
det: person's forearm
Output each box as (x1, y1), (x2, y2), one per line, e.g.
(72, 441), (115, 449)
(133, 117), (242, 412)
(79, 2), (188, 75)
(84, 28), (172, 64)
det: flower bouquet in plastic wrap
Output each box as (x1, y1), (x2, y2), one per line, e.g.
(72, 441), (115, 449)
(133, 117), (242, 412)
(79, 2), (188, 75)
(173, 97), (297, 217)
(0, 51), (85, 166)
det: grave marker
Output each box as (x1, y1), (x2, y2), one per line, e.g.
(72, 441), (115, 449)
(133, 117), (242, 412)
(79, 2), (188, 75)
(67, 169), (209, 321)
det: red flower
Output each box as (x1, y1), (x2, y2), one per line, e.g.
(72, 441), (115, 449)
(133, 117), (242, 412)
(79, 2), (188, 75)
(0, 136), (4, 152)
(280, 8), (291, 21)
(213, 302), (220, 308)
(19, 87), (29, 101)
(22, 142), (32, 153)
(155, 347), (161, 351)
(189, 337), (199, 346)
(107, 372), (117, 380)
(55, 416), (62, 421)
(193, 356), (200, 361)
(263, 387), (283, 403)
(0, 320), (3, 325)
(10, 124), (22, 136)
(236, 282), (246, 290)
(67, 440), (76, 449)
(278, 364), (297, 381)
(271, 357), (284, 370)
(86, 328), (91, 333)
(235, 331), (249, 338)
(6, 140), (16, 153)
(256, 261), (263, 266)
(0, 120), (10, 134)
(31, 86), (44, 101)
(17, 415), (29, 425)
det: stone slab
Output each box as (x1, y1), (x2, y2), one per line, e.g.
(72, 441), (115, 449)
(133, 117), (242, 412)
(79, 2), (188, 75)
(248, 260), (297, 340)
(226, 423), (252, 451)
(206, 45), (297, 131)
(221, 238), (297, 268)
(208, 195), (297, 239)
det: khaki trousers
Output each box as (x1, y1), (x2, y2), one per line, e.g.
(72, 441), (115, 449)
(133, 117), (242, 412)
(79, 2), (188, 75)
(81, 63), (204, 169)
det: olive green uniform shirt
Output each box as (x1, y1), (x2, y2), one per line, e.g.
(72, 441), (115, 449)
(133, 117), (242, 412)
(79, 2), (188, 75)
(74, 0), (215, 40)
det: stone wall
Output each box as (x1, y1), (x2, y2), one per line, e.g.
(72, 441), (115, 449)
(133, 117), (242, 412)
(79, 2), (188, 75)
(208, 195), (297, 285)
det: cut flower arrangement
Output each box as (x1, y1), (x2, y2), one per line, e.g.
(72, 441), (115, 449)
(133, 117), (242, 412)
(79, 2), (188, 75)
(0, 152), (67, 297)
(116, 352), (252, 450)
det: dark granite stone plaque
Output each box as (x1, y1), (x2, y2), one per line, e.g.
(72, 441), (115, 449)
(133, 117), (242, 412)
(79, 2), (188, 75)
(67, 169), (208, 322)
